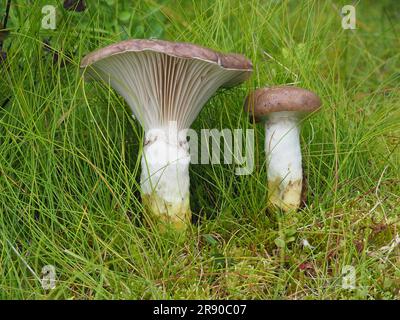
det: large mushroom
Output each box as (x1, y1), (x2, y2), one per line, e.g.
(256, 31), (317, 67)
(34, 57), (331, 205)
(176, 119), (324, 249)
(244, 86), (321, 212)
(81, 39), (252, 231)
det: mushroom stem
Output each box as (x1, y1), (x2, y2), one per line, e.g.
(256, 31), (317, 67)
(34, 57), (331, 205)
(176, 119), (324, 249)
(81, 40), (253, 232)
(265, 111), (302, 212)
(140, 123), (191, 230)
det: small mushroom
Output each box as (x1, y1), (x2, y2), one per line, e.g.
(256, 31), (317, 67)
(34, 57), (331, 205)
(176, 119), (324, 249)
(244, 86), (321, 212)
(81, 39), (252, 231)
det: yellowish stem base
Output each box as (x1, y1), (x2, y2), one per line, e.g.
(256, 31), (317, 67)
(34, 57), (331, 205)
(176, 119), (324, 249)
(267, 178), (302, 212)
(142, 193), (191, 232)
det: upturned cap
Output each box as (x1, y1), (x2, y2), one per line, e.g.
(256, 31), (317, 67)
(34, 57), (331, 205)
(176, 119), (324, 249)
(80, 39), (253, 87)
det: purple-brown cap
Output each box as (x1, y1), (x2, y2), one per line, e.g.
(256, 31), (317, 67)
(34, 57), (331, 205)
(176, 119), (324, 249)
(80, 39), (253, 130)
(80, 39), (252, 87)
(244, 86), (322, 122)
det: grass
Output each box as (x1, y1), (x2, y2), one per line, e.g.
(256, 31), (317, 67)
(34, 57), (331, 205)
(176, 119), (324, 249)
(0, 0), (399, 299)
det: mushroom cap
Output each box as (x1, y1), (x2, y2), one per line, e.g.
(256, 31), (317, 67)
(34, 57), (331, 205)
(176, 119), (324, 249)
(244, 86), (321, 121)
(80, 39), (252, 87)
(80, 39), (253, 131)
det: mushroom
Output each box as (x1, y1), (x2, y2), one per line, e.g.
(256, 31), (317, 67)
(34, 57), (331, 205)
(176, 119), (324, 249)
(244, 86), (321, 212)
(81, 39), (252, 231)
